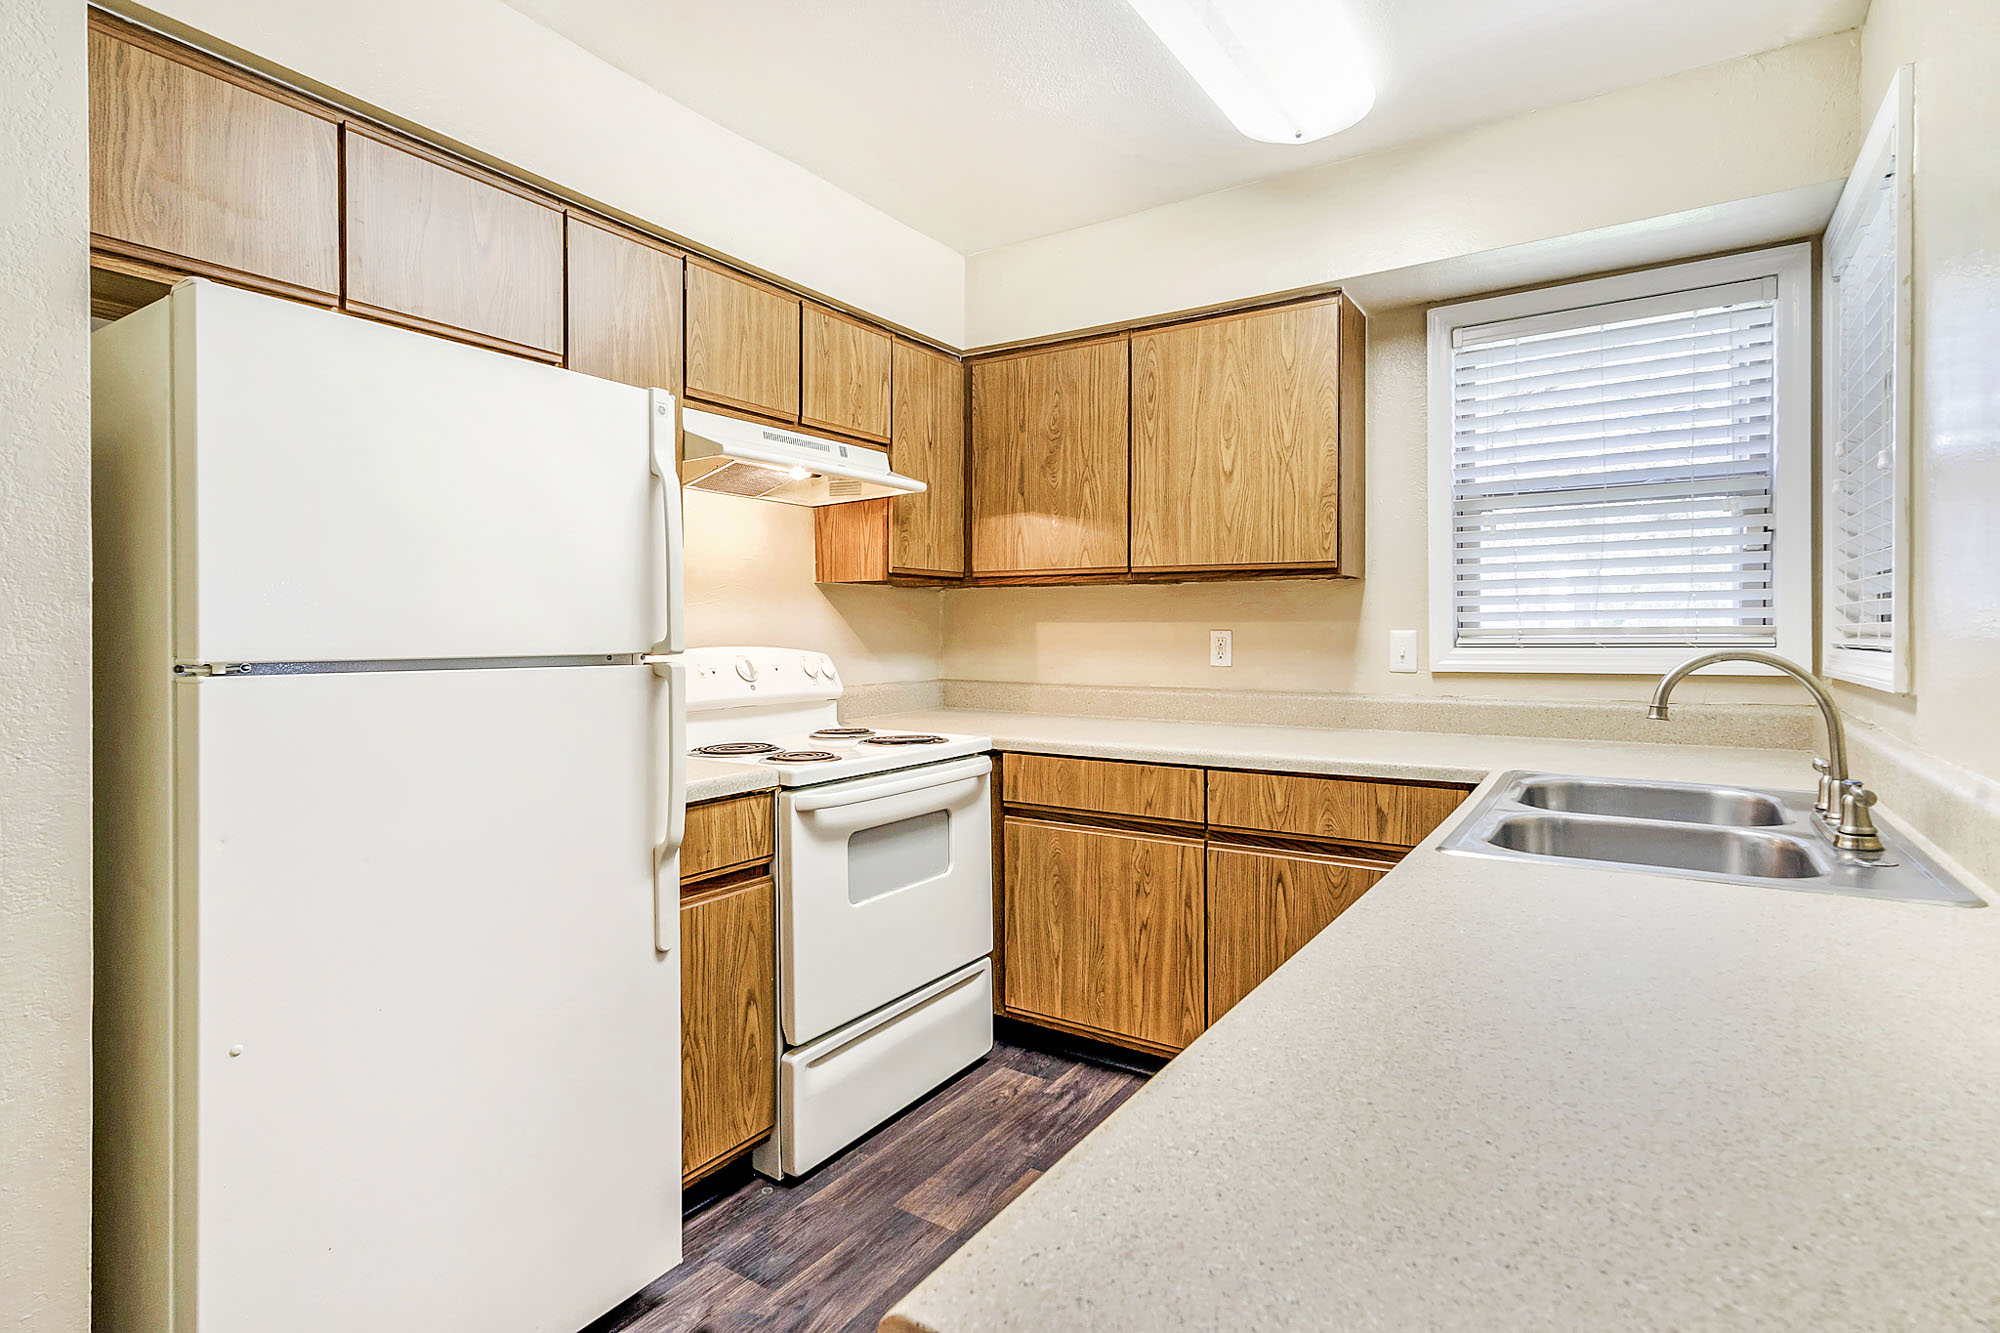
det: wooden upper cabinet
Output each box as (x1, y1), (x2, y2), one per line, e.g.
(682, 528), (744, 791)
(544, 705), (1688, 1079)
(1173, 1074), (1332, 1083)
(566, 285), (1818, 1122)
(891, 340), (968, 576)
(1130, 296), (1363, 572)
(565, 213), (683, 394)
(1002, 818), (1205, 1053)
(971, 339), (1130, 577)
(343, 125), (565, 359)
(87, 16), (340, 301)
(802, 305), (893, 442)
(684, 259), (802, 422)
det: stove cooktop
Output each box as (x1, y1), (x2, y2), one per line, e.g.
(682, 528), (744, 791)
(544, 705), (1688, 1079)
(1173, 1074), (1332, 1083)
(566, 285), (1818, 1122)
(687, 727), (990, 787)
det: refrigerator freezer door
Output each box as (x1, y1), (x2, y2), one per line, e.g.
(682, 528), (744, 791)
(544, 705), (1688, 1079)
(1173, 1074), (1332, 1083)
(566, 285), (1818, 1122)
(169, 280), (671, 662)
(184, 664), (680, 1333)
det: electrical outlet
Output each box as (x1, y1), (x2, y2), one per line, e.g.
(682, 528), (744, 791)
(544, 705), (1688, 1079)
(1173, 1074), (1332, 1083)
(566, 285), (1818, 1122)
(1389, 629), (1418, 673)
(1209, 629), (1233, 668)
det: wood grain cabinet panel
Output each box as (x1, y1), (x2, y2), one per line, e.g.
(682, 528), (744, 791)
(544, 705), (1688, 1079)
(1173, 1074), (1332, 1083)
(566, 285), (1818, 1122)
(565, 212), (683, 393)
(1003, 754), (1203, 825)
(682, 793), (775, 883)
(1131, 297), (1359, 571)
(1207, 770), (1468, 851)
(685, 259), (802, 422)
(802, 305), (893, 443)
(681, 876), (776, 1184)
(1002, 818), (1204, 1052)
(342, 126), (565, 358)
(1206, 845), (1386, 1021)
(88, 18), (341, 300)
(891, 340), (969, 576)
(971, 340), (1130, 577)
(814, 339), (967, 584)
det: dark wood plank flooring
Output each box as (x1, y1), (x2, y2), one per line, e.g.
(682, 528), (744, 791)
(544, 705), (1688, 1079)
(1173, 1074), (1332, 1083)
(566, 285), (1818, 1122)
(586, 1027), (1156, 1333)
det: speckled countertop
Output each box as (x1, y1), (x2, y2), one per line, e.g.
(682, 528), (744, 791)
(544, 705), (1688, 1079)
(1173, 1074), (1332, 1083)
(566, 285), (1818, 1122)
(866, 713), (2000, 1332)
(686, 757), (779, 804)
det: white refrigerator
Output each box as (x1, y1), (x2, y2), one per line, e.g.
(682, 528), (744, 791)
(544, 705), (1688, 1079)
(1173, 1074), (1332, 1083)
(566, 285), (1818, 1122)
(91, 279), (688, 1333)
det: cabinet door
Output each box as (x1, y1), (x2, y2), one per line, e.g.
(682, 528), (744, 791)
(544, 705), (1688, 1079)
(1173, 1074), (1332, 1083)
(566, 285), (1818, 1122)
(684, 259), (802, 422)
(565, 213), (683, 394)
(1131, 297), (1359, 571)
(891, 340), (968, 576)
(971, 340), (1130, 577)
(802, 305), (892, 443)
(1206, 845), (1385, 1021)
(1002, 818), (1204, 1052)
(681, 877), (776, 1184)
(343, 126), (565, 359)
(88, 16), (340, 301)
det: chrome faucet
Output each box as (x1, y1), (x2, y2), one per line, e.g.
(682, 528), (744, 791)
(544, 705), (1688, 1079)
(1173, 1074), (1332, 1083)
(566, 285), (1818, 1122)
(1647, 650), (1884, 854)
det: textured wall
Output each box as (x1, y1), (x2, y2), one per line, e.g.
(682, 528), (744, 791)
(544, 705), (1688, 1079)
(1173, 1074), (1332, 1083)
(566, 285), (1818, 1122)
(965, 32), (1861, 346)
(0, 0), (93, 1327)
(1831, 0), (2000, 790)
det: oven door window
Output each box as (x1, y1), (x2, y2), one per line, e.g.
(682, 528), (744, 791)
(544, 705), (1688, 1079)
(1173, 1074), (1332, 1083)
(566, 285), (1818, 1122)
(846, 810), (952, 904)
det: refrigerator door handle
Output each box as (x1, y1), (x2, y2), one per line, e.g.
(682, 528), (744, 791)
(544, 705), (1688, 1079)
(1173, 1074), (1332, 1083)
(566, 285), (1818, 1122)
(648, 390), (685, 655)
(647, 654), (687, 954)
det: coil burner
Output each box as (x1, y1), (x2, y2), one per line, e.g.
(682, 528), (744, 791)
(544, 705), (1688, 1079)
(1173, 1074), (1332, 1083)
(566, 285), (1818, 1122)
(862, 734), (948, 746)
(809, 727), (877, 741)
(767, 750), (840, 763)
(694, 741), (781, 757)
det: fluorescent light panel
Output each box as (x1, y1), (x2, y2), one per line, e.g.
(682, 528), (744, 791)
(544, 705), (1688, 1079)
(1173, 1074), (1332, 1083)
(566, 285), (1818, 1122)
(1126, 0), (1374, 144)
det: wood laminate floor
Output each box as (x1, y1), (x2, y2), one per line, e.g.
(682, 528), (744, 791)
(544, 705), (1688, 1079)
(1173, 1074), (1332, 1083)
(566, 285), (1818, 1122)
(586, 1027), (1156, 1333)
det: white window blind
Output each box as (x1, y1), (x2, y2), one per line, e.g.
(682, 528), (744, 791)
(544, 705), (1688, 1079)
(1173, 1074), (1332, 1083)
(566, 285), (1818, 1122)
(1823, 67), (1911, 693)
(1445, 281), (1783, 653)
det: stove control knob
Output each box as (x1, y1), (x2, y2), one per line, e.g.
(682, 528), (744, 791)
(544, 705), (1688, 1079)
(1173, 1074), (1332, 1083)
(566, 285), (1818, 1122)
(733, 656), (758, 682)
(818, 655), (837, 679)
(801, 657), (821, 679)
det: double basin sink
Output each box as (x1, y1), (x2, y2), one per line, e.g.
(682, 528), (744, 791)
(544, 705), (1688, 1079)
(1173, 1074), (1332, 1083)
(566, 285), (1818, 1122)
(1443, 772), (1983, 907)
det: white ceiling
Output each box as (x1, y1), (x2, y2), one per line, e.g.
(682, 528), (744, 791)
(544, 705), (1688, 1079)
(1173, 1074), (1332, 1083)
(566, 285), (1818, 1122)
(501, 0), (1868, 255)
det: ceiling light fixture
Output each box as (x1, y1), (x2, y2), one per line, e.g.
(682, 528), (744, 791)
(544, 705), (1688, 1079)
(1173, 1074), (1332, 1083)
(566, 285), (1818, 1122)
(1124, 0), (1375, 145)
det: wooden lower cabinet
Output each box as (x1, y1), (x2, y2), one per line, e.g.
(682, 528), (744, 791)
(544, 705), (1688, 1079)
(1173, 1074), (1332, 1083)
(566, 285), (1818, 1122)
(1001, 817), (1205, 1053)
(1206, 845), (1387, 1022)
(681, 875), (776, 1186)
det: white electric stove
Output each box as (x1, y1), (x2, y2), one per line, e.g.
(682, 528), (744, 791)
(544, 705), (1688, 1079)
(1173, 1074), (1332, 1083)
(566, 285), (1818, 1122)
(684, 647), (995, 1177)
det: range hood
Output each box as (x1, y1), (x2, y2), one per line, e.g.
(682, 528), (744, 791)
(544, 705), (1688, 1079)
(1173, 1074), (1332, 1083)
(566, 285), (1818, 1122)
(680, 406), (925, 506)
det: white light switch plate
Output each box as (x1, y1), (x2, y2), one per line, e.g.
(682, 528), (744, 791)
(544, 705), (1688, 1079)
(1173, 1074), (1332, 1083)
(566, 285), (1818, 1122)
(1209, 629), (1233, 668)
(1389, 630), (1417, 673)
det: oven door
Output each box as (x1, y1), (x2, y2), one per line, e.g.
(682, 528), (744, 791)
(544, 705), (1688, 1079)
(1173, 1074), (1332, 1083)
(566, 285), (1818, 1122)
(778, 755), (993, 1045)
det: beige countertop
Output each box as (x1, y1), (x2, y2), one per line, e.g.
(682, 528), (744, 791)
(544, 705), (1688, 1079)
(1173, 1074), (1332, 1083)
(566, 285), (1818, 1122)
(685, 757), (779, 805)
(863, 710), (2000, 1332)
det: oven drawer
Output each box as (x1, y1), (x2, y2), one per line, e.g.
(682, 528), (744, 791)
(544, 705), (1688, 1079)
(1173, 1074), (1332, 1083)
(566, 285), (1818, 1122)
(779, 755), (993, 1045)
(767, 958), (993, 1176)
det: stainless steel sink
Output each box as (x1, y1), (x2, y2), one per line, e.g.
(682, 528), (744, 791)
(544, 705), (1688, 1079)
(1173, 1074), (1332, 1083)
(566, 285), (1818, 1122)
(1485, 813), (1824, 878)
(1442, 772), (1984, 906)
(1513, 777), (1788, 827)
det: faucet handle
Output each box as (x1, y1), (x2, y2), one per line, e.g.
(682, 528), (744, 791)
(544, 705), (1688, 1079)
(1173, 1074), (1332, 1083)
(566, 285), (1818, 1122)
(1834, 779), (1885, 854)
(1811, 757), (1835, 813)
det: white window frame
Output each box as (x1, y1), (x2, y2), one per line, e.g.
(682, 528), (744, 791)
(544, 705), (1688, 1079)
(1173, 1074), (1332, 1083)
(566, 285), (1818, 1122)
(1821, 66), (1914, 694)
(1426, 245), (1815, 675)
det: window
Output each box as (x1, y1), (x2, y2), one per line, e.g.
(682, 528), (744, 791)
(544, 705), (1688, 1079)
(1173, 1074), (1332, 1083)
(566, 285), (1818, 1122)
(1427, 247), (1813, 674)
(1823, 67), (1913, 693)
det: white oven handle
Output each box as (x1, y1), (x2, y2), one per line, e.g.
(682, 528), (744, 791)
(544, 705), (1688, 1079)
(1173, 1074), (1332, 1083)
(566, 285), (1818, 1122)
(787, 754), (992, 813)
(798, 775), (987, 835)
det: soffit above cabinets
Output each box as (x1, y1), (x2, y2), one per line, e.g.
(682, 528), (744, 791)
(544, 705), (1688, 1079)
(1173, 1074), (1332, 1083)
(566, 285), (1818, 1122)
(497, 0), (1867, 253)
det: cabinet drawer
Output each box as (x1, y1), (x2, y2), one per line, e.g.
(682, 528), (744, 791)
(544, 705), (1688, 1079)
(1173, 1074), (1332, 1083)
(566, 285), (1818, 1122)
(1003, 753), (1203, 825)
(681, 875), (775, 1184)
(1206, 770), (1467, 849)
(682, 793), (774, 884)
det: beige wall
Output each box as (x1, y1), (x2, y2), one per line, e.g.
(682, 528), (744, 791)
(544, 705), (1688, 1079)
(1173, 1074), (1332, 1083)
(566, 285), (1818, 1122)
(120, 0), (965, 344)
(965, 32), (1861, 347)
(683, 493), (941, 684)
(1826, 0), (2000, 789)
(1, 0), (93, 1327)
(943, 307), (1802, 709)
